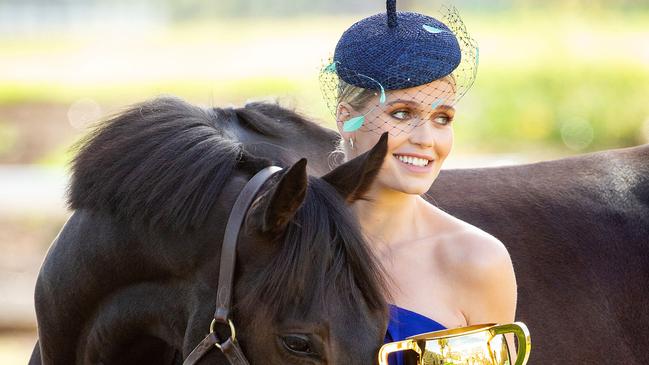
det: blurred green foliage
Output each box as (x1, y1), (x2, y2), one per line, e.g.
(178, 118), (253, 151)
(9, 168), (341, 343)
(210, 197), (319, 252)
(0, 78), (302, 106)
(1, 7), (648, 165)
(456, 65), (649, 153)
(0, 120), (18, 156)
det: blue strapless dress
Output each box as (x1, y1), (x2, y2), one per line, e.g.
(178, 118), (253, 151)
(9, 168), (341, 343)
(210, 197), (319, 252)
(384, 305), (447, 365)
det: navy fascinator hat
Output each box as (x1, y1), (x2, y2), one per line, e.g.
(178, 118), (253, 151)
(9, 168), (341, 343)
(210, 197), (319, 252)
(333, 9), (461, 90)
(320, 1), (478, 135)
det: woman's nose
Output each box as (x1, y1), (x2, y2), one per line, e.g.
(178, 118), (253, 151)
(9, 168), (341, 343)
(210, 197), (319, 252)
(408, 120), (435, 148)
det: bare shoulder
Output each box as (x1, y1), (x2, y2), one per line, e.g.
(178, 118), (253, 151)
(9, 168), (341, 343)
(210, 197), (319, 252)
(428, 207), (513, 283)
(418, 203), (517, 324)
(432, 210), (518, 323)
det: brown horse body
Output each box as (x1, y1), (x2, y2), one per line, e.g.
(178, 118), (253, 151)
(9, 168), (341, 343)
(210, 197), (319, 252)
(429, 145), (649, 364)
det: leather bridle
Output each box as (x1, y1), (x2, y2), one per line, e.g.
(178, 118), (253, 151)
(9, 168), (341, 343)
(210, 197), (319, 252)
(183, 166), (282, 365)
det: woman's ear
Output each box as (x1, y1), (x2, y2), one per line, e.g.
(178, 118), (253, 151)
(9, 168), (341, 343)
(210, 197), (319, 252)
(335, 102), (353, 138)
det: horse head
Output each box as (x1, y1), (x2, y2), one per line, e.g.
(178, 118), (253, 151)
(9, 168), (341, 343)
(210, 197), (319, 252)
(202, 132), (390, 364)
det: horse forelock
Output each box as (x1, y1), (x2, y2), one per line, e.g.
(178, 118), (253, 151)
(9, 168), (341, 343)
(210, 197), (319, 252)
(68, 96), (270, 235)
(239, 177), (388, 320)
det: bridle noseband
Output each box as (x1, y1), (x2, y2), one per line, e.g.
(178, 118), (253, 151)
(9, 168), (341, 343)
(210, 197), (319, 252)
(184, 166), (282, 365)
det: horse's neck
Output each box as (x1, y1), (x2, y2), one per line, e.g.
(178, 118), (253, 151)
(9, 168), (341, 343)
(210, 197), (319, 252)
(230, 117), (340, 176)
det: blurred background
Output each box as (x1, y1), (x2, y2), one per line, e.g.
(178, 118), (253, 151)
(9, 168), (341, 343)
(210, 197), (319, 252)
(1, 0), (648, 363)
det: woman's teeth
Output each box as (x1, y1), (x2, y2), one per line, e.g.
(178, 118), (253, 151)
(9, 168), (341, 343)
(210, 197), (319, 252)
(395, 154), (431, 167)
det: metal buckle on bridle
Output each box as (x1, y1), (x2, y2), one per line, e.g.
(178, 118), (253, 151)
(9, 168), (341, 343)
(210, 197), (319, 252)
(209, 318), (237, 350)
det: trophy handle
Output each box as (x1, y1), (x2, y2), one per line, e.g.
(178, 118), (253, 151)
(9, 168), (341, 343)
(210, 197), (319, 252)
(377, 339), (422, 365)
(490, 322), (531, 365)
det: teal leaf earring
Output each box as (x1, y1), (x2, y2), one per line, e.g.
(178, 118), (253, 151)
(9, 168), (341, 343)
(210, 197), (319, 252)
(340, 74), (384, 133)
(343, 115), (365, 132)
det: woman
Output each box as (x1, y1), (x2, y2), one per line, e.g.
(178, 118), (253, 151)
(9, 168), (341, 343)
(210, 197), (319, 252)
(320, 0), (518, 356)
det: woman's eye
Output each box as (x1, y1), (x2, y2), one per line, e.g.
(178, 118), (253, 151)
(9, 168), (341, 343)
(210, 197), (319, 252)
(391, 110), (410, 120)
(281, 335), (316, 356)
(433, 114), (452, 125)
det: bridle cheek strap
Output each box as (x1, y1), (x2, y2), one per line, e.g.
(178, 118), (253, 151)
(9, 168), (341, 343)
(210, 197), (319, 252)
(221, 338), (251, 365)
(183, 166), (282, 365)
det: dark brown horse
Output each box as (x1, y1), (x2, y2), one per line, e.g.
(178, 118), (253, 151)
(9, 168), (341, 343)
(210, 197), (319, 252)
(190, 101), (649, 364)
(30, 97), (392, 364)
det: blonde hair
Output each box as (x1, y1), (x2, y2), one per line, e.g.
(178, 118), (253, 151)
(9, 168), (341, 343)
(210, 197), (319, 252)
(337, 80), (379, 112)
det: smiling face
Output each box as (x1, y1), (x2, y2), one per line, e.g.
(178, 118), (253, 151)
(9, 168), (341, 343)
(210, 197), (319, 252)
(336, 79), (456, 195)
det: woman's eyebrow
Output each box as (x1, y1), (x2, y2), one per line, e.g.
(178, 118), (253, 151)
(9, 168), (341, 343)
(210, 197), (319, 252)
(385, 100), (429, 115)
(386, 99), (419, 106)
(436, 105), (456, 112)
(386, 100), (456, 113)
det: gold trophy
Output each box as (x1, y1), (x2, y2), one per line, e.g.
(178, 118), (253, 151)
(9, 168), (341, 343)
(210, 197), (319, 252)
(378, 322), (531, 365)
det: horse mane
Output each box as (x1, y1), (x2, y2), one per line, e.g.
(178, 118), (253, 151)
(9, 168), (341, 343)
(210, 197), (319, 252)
(68, 95), (386, 313)
(68, 96), (269, 233)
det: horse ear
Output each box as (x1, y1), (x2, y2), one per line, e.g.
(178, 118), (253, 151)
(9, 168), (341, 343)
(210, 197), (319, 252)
(249, 158), (308, 235)
(322, 132), (388, 203)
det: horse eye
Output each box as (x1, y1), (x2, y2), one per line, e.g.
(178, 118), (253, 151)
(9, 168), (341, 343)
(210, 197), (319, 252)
(280, 334), (316, 356)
